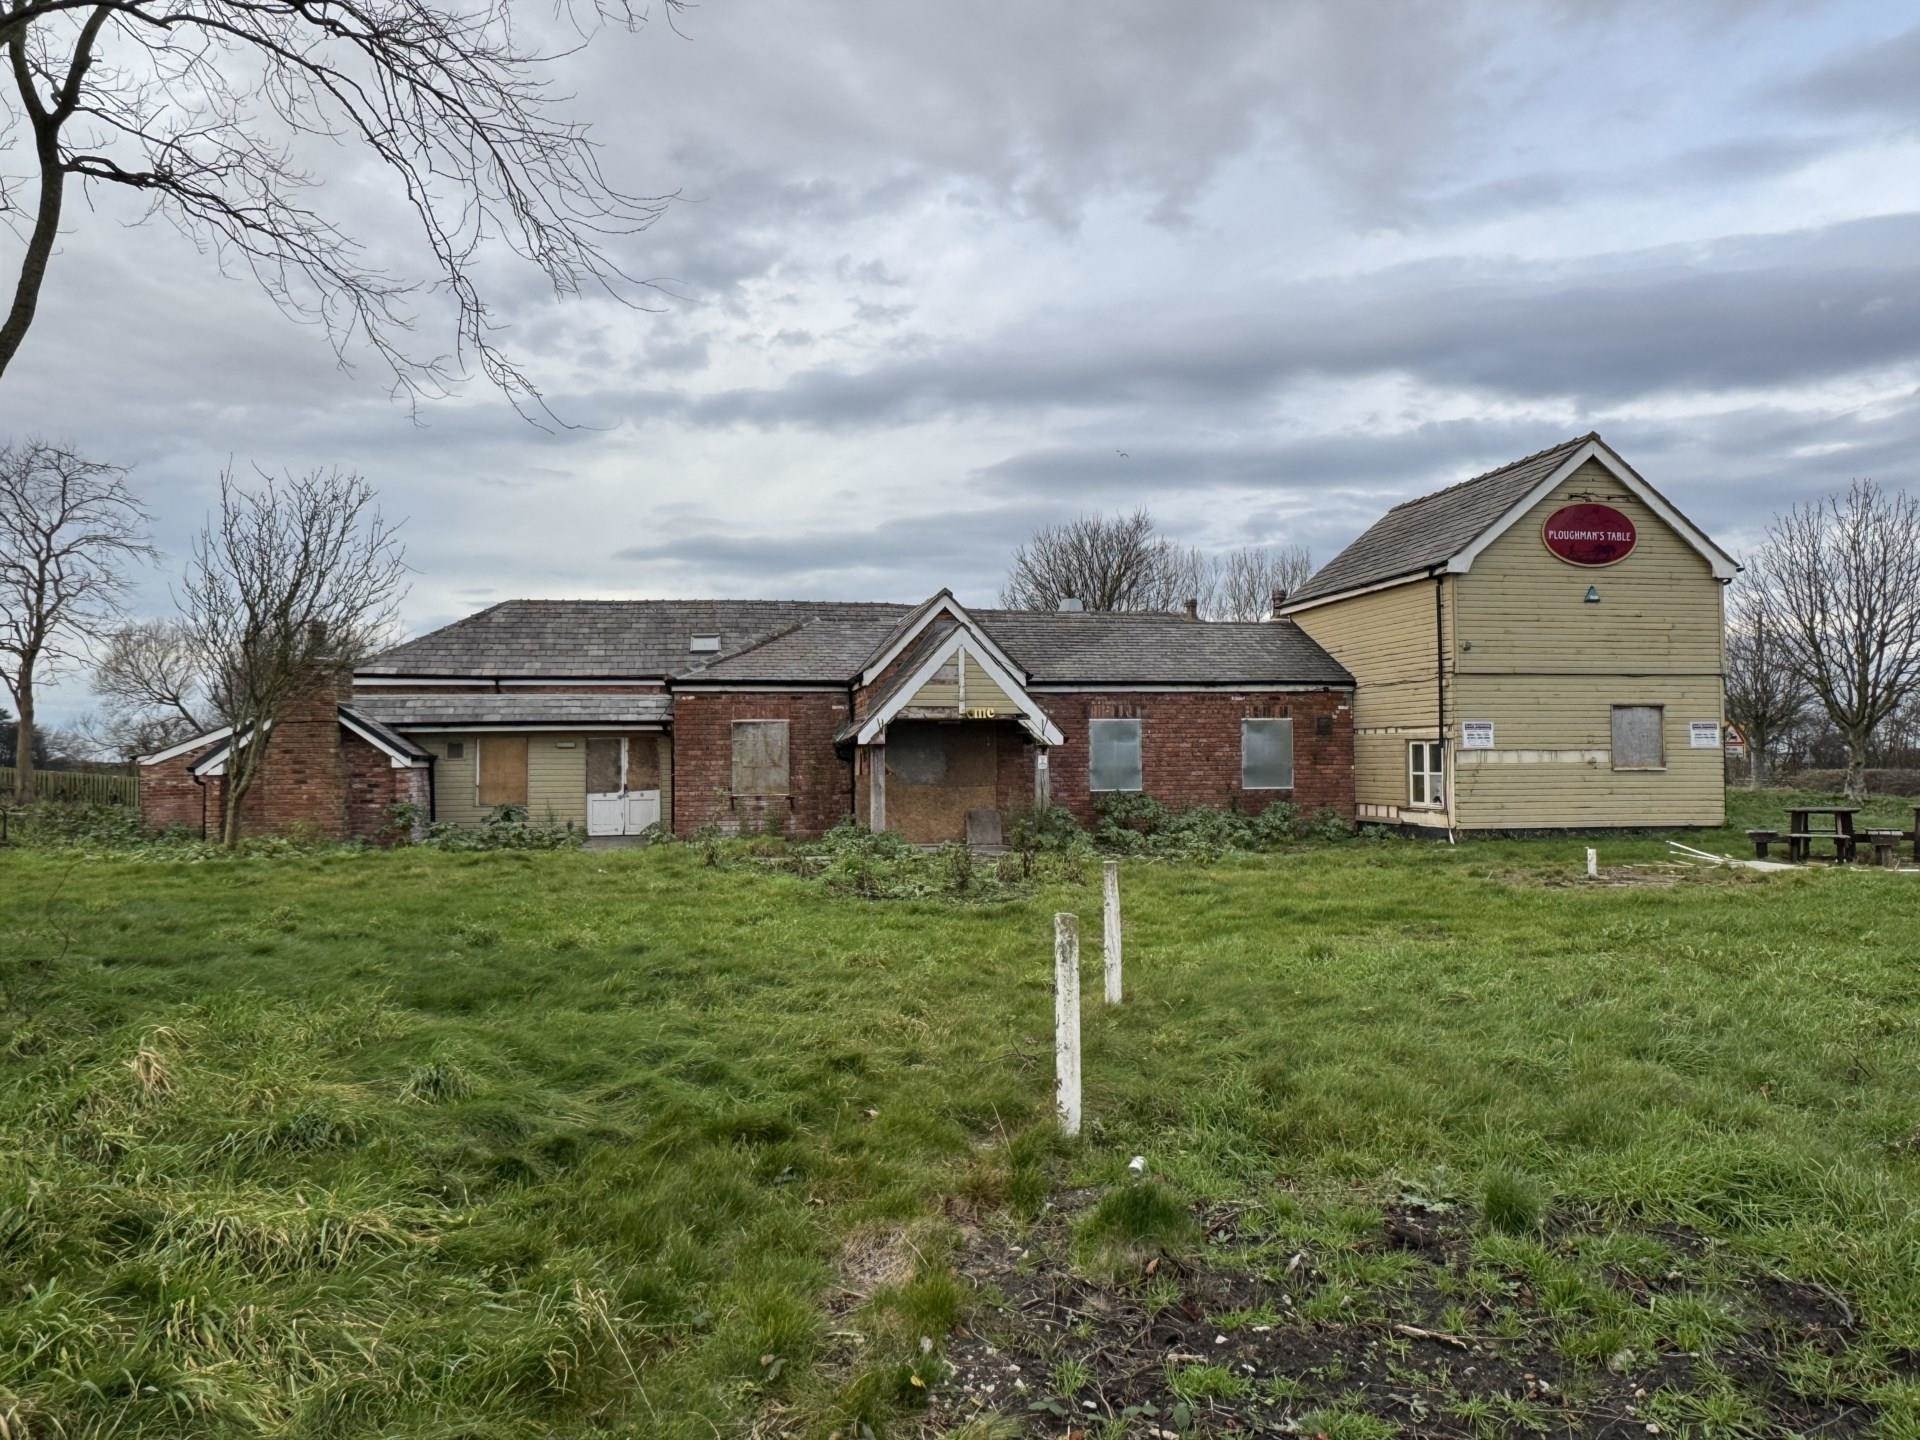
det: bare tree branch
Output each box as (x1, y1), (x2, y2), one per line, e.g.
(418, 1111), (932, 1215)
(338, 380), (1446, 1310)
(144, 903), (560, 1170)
(0, 436), (151, 801)
(0, 0), (684, 417)
(177, 463), (407, 843)
(1001, 510), (1313, 622)
(1749, 479), (1920, 798)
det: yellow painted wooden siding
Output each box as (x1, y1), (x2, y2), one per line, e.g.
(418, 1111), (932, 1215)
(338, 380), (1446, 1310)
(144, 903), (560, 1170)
(910, 656), (961, 710)
(1291, 577), (1446, 811)
(961, 654), (1021, 715)
(420, 733), (597, 829)
(1449, 674), (1726, 827)
(1454, 459), (1724, 676)
(902, 648), (1022, 716)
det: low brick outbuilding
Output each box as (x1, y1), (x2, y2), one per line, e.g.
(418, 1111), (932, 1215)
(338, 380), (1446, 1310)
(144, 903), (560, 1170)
(141, 591), (1356, 842)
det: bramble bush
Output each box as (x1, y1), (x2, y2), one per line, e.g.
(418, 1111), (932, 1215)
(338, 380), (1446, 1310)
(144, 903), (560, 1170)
(409, 803), (584, 851)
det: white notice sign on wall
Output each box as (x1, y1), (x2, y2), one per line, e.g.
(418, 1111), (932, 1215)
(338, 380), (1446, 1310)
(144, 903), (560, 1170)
(1461, 720), (1495, 749)
(1689, 721), (1722, 749)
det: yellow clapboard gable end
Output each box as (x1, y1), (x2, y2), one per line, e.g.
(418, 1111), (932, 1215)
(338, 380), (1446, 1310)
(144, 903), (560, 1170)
(1290, 444), (1729, 831)
(901, 646), (1023, 718)
(1446, 459), (1725, 829)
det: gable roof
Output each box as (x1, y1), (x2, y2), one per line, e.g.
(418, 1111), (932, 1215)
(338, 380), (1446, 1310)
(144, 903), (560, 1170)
(842, 621), (1065, 747)
(362, 599), (1352, 688)
(1281, 432), (1737, 610)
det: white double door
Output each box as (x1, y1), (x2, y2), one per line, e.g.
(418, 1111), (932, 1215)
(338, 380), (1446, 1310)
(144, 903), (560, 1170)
(586, 734), (661, 837)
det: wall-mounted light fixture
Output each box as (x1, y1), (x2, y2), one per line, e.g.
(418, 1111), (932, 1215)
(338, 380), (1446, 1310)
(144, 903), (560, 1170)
(1584, 585), (1601, 604)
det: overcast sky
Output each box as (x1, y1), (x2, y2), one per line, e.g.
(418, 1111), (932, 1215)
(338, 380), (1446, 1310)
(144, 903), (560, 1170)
(9, 0), (1920, 725)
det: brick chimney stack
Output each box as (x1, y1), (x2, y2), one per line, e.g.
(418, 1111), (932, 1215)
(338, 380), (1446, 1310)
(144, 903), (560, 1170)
(1270, 586), (1288, 618)
(1183, 597), (1199, 620)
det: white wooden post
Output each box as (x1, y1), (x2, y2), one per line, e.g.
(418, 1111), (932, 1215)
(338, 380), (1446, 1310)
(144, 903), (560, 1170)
(869, 743), (886, 832)
(1034, 748), (1051, 809)
(1586, 847), (1598, 879)
(1055, 912), (1081, 1137)
(1103, 860), (1123, 1004)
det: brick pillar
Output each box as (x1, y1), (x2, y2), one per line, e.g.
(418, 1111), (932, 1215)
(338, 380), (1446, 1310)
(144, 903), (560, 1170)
(254, 663), (354, 839)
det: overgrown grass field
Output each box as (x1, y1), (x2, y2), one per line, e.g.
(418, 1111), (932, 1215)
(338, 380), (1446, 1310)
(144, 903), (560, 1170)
(3, 791), (1919, 1437)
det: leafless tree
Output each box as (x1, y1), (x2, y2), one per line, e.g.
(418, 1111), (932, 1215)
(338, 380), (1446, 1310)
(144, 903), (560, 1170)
(90, 616), (211, 758)
(180, 465), (406, 843)
(0, 438), (151, 801)
(1722, 567), (1807, 787)
(1002, 510), (1197, 614)
(1203, 543), (1315, 621)
(1001, 512), (1315, 622)
(1750, 479), (1920, 798)
(0, 0), (683, 412)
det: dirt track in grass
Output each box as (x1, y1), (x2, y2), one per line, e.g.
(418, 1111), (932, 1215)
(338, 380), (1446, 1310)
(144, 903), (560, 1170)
(934, 1191), (1873, 1438)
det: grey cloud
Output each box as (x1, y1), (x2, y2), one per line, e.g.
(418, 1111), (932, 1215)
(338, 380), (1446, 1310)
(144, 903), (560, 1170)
(1419, 134), (1834, 225)
(610, 213), (1920, 432)
(1776, 21), (1920, 122)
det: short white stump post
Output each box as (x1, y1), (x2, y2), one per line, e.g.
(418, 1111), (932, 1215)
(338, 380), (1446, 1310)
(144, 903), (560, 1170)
(1055, 912), (1081, 1137)
(1103, 859), (1123, 1005)
(1586, 847), (1599, 879)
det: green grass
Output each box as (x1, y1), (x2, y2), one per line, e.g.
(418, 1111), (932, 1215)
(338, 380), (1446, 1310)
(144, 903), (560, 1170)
(2, 787), (1919, 1435)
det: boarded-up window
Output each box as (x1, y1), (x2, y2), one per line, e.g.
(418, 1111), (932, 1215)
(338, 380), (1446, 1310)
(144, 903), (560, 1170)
(586, 736), (622, 793)
(477, 736), (529, 808)
(1089, 718), (1142, 793)
(625, 734), (661, 789)
(1611, 705), (1665, 770)
(732, 720), (790, 795)
(1241, 718), (1294, 790)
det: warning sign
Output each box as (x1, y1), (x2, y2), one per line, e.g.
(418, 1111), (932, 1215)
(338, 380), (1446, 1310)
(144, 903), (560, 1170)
(1461, 720), (1495, 749)
(1688, 721), (1722, 749)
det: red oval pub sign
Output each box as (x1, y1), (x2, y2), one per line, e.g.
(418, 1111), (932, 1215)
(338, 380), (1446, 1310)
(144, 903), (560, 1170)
(1541, 502), (1636, 567)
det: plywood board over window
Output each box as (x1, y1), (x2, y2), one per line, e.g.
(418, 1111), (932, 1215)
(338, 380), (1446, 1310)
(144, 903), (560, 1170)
(732, 720), (790, 796)
(1611, 705), (1665, 771)
(477, 736), (529, 808)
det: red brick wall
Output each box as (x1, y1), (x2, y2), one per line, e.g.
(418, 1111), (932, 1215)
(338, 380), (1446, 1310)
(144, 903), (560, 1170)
(139, 667), (437, 844)
(342, 734), (430, 842)
(1037, 689), (1354, 824)
(671, 690), (854, 838)
(138, 742), (223, 834)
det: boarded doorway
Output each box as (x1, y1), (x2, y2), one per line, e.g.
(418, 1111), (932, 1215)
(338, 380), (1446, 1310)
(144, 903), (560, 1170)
(586, 733), (662, 836)
(885, 721), (1000, 844)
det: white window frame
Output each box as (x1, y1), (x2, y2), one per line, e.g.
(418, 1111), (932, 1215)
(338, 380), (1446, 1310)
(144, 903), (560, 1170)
(1610, 704), (1667, 772)
(1088, 717), (1143, 794)
(1240, 717), (1295, 791)
(1407, 740), (1445, 810)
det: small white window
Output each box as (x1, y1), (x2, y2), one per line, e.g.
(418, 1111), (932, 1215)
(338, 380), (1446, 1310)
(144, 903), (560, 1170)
(1241, 718), (1294, 790)
(1408, 741), (1445, 809)
(1611, 705), (1665, 771)
(689, 634), (721, 653)
(1089, 718), (1143, 793)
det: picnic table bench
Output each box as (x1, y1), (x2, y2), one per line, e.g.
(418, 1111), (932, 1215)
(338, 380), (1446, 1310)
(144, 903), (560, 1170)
(1786, 805), (1859, 864)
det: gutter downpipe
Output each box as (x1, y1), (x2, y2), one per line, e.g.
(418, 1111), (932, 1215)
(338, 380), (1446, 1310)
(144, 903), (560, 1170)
(1434, 569), (1455, 845)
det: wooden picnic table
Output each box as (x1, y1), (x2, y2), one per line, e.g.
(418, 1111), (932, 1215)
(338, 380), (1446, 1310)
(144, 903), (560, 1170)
(1787, 805), (1859, 864)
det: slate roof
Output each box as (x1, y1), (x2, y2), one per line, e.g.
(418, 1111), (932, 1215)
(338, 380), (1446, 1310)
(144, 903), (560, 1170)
(360, 599), (907, 678)
(362, 600), (1352, 688)
(338, 705), (431, 760)
(348, 693), (674, 727)
(1284, 433), (1598, 607)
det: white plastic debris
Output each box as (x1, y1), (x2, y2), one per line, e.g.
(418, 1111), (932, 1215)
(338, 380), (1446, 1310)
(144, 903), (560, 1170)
(1129, 1155), (1146, 1175)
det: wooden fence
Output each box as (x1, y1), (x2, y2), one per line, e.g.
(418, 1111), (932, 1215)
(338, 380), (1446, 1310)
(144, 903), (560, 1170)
(0, 766), (138, 806)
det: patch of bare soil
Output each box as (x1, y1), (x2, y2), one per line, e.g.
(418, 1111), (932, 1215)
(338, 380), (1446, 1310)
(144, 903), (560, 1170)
(930, 1197), (1873, 1438)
